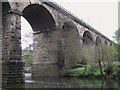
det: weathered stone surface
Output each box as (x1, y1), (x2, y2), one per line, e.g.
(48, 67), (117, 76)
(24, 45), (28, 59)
(2, 12), (23, 84)
(32, 63), (59, 77)
(32, 30), (60, 77)
(1, 0), (113, 84)
(62, 21), (81, 67)
(0, 2), (2, 85)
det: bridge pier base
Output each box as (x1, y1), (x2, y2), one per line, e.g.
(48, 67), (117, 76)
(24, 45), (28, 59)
(2, 12), (24, 84)
(32, 63), (59, 78)
(2, 60), (24, 84)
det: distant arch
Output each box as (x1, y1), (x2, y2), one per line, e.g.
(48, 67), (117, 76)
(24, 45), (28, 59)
(83, 31), (93, 45)
(62, 21), (77, 31)
(110, 42), (112, 46)
(104, 40), (108, 45)
(95, 36), (101, 46)
(62, 21), (81, 67)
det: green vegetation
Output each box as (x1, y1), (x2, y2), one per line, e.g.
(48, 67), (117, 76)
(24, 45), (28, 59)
(61, 40), (119, 79)
(70, 66), (94, 77)
(113, 28), (120, 43)
(62, 63), (120, 79)
(113, 28), (120, 61)
(70, 66), (102, 78)
(22, 49), (33, 67)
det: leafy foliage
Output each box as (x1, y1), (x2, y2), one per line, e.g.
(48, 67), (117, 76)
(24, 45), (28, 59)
(113, 29), (120, 61)
(22, 50), (33, 67)
(113, 28), (120, 44)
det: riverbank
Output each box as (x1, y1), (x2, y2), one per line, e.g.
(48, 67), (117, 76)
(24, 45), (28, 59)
(60, 64), (120, 79)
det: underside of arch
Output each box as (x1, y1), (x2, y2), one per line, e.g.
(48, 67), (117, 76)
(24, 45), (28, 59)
(2, 2), (11, 13)
(83, 31), (93, 45)
(22, 4), (56, 32)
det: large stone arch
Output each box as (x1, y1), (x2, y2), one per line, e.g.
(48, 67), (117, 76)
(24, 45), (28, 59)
(83, 31), (93, 45)
(62, 21), (81, 67)
(2, 1), (59, 84)
(22, 4), (60, 78)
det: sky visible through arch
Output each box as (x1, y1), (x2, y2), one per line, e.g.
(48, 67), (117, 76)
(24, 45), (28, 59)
(21, 0), (118, 49)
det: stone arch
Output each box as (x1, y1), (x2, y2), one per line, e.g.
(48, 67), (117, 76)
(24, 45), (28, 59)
(104, 40), (108, 45)
(95, 36), (101, 46)
(83, 31), (93, 45)
(22, 4), (60, 77)
(2, 2), (59, 84)
(62, 21), (81, 67)
(2, 2), (11, 13)
(110, 42), (112, 46)
(22, 4), (56, 32)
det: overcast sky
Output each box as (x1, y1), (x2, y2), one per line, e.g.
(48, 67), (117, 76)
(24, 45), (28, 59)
(54, 0), (118, 40)
(21, 0), (118, 49)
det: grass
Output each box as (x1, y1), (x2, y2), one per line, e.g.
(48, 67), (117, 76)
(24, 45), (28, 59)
(70, 67), (85, 74)
(70, 66), (104, 78)
(63, 62), (120, 79)
(70, 67), (85, 77)
(70, 66), (95, 77)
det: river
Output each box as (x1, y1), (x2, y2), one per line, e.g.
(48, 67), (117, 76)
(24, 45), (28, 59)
(2, 73), (120, 89)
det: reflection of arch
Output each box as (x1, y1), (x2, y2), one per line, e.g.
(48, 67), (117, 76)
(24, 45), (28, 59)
(95, 37), (101, 46)
(62, 21), (81, 66)
(83, 31), (93, 45)
(22, 4), (56, 32)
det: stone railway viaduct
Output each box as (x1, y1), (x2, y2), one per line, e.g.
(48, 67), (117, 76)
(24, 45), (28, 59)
(0, 0), (113, 83)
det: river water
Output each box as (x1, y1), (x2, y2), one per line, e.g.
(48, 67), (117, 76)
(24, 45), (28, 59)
(25, 73), (120, 88)
(2, 73), (120, 89)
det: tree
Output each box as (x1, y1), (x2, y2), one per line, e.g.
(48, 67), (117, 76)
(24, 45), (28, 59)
(22, 31), (33, 67)
(95, 43), (118, 76)
(80, 45), (95, 74)
(95, 43), (104, 76)
(113, 28), (120, 44)
(22, 49), (33, 67)
(113, 29), (120, 61)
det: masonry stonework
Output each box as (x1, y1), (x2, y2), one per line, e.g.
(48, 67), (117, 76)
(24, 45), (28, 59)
(32, 30), (61, 77)
(1, 1), (113, 84)
(2, 13), (24, 84)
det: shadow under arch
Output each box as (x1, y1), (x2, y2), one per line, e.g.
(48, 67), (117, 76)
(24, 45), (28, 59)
(2, 1), (11, 13)
(22, 4), (60, 77)
(62, 21), (81, 67)
(104, 40), (108, 45)
(83, 31), (93, 45)
(22, 4), (56, 32)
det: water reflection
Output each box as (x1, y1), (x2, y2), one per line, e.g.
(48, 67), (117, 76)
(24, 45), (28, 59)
(2, 73), (120, 89)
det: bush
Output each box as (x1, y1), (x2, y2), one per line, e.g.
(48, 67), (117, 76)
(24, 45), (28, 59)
(84, 66), (94, 76)
(117, 63), (120, 68)
(93, 69), (101, 76)
(113, 69), (120, 75)
(104, 65), (113, 76)
(113, 62), (120, 76)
